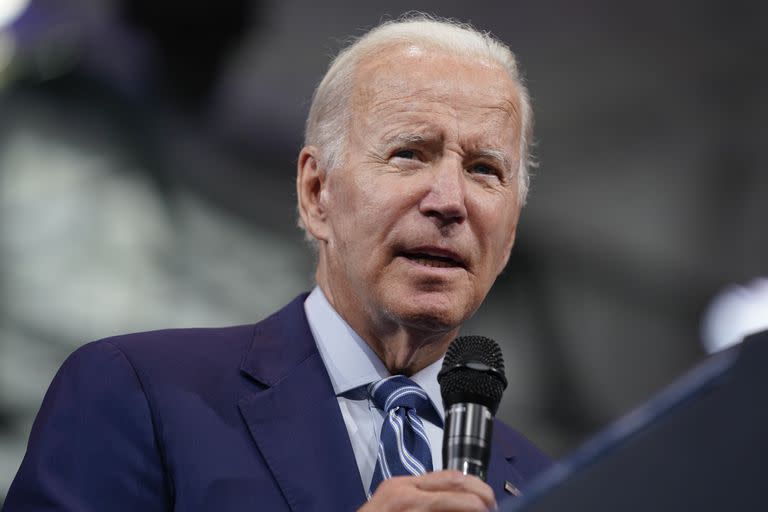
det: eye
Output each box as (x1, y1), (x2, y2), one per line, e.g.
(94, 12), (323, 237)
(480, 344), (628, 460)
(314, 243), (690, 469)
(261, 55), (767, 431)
(392, 149), (418, 160)
(469, 163), (499, 177)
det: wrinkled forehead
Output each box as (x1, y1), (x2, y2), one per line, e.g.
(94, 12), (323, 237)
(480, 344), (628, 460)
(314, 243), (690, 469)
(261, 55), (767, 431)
(350, 44), (523, 145)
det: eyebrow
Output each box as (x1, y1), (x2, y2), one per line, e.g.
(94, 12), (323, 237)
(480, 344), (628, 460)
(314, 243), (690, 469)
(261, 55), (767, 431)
(381, 132), (437, 147)
(473, 148), (512, 173)
(382, 132), (513, 173)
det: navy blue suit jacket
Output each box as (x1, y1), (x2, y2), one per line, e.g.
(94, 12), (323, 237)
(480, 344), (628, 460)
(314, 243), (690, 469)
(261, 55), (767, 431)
(4, 295), (551, 511)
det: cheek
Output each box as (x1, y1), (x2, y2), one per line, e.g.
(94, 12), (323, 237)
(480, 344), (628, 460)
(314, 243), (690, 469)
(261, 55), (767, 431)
(478, 205), (519, 266)
(326, 175), (364, 233)
(326, 176), (387, 258)
(353, 174), (417, 227)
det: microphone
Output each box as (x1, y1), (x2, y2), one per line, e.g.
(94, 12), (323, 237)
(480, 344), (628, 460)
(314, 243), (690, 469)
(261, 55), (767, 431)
(437, 335), (508, 481)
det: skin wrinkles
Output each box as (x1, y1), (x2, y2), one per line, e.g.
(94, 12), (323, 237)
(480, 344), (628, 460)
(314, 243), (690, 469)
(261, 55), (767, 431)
(297, 43), (524, 375)
(358, 94), (520, 185)
(369, 133), (514, 187)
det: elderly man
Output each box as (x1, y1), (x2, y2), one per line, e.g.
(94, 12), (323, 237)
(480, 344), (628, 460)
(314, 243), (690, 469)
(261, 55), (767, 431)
(4, 15), (550, 512)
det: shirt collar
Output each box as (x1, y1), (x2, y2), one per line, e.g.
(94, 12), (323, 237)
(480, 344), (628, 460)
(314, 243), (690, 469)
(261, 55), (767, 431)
(304, 286), (445, 419)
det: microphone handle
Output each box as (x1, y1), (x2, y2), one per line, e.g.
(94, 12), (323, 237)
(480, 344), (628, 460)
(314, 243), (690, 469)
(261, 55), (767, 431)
(442, 402), (494, 481)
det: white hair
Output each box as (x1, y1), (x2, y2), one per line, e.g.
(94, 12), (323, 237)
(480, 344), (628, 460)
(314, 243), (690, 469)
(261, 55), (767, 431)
(304, 13), (534, 202)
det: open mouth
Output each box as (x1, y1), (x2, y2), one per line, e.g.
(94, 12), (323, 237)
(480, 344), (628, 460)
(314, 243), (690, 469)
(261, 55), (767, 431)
(401, 251), (465, 269)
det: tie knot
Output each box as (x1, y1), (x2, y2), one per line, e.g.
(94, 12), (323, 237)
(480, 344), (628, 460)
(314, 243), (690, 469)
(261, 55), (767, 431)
(368, 375), (432, 415)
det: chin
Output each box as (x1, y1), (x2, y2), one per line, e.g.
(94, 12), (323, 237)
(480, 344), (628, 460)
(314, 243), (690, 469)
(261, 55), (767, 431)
(385, 294), (474, 334)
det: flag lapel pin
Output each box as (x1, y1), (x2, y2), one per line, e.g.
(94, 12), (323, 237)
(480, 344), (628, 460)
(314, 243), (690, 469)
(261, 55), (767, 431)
(504, 481), (522, 497)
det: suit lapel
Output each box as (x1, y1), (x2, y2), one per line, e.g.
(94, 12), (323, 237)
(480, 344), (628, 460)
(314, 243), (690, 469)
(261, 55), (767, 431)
(237, 296), (366, 511)
(487, 421), (525, 502)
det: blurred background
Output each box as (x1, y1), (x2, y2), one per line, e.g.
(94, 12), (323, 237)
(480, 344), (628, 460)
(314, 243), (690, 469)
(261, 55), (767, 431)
(0, 0), (766, 503)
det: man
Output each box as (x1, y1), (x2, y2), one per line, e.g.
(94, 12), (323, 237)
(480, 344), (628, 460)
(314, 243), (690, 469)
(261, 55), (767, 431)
(4, 15), (550, 512)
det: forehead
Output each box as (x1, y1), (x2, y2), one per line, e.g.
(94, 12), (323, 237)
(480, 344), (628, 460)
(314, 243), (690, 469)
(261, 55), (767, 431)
(351, 44), (522, 146)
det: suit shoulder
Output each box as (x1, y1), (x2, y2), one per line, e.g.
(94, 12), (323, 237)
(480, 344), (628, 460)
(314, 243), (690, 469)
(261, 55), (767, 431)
(65, 294), (310, 387)
(75, 324), (258, 385)
(97, 293), (311, 362)
(102, 324), (257, 358)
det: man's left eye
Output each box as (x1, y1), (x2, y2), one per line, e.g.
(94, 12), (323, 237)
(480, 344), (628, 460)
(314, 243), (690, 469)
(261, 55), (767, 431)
(393, 149), (418, 159)
(470, 164), (498, 176)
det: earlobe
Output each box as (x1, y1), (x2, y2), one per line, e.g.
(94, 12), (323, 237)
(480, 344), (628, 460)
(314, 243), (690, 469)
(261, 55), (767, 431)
(297, 146), (330, 241)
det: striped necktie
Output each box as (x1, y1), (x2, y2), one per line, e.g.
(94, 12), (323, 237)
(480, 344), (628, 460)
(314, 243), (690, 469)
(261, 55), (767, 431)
(367, 375), (441, 497)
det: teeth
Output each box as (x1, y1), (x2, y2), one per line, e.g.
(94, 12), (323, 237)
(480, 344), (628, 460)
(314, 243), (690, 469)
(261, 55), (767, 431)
(414, 257), (457, 268)
(403, 252), (462, 268)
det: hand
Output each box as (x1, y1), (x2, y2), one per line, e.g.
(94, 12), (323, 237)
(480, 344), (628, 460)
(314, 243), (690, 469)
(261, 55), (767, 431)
(358, 470), (498, 511)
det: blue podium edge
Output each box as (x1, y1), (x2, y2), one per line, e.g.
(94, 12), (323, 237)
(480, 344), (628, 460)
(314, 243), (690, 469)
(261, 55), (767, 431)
(503, 344), (740, 511)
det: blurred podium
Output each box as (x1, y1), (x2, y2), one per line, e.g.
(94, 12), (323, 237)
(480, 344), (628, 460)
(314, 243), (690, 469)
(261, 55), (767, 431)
(505, 329), (768, 512)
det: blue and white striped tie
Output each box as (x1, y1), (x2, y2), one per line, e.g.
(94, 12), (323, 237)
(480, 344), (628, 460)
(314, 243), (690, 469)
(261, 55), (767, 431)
(368, 375), (441, 497)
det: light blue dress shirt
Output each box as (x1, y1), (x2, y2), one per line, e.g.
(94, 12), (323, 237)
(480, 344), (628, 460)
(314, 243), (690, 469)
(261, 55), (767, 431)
(304, 286), (445, 490)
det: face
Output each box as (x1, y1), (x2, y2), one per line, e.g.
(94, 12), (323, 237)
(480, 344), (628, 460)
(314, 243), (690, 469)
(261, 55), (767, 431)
(304, 45), (524, 338)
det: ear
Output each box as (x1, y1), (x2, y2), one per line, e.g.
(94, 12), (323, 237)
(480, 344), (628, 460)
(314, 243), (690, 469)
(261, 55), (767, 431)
(297, 146), (331, 242)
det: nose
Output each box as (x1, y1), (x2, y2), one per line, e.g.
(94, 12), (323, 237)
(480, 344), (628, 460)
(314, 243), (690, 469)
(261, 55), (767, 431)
(418, 157), (467, 226)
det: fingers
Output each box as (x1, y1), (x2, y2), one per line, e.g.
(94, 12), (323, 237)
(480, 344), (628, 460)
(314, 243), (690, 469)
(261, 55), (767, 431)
(414, 471), (497, 510)
(415, 471), (494, 495)
(420, 490), (496, 511)
(359, 470), (497, 512)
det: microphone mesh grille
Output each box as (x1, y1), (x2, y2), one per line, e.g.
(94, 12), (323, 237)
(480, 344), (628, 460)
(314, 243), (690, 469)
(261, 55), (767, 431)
(439, 336), (506, 413)
(443, 335), (505, 369)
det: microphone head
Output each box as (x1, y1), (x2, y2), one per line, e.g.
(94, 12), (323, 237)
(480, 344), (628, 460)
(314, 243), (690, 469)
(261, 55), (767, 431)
(438, 335), (508, 415)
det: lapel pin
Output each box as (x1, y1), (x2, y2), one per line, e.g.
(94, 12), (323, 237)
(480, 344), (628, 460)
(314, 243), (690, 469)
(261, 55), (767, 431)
(504, 481), (522, 497)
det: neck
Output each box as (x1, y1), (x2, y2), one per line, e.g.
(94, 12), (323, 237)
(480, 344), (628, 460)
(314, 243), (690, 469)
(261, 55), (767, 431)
(315, 267), (457, 376)
(363, 325), (455, 376)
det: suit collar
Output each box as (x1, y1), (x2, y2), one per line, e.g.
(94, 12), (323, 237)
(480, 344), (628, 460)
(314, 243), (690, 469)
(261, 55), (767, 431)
(304, 286), (446, 425)
(304, 286), (388, 394)
(239, 293), (314, 386)
(238, 294), (367, 511)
